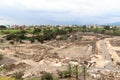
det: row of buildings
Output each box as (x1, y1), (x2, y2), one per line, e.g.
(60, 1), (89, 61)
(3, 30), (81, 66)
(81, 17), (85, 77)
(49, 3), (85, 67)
(0, 24), (120, 30)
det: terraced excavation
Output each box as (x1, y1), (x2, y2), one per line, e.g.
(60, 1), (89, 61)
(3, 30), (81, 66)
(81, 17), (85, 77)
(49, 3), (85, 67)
(0, 32), (120, 80)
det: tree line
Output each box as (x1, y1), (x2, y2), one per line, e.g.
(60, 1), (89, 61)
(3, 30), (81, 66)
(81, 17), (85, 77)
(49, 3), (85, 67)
(3, 26), (120, 44)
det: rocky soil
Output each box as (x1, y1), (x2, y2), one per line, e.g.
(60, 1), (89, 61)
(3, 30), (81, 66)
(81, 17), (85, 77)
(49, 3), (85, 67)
(0, 33), (120, 80)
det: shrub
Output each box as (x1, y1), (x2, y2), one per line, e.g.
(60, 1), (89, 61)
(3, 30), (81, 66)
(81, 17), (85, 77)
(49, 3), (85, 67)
(57, 64), (72, 79)
(73, 65), (79, 80)
(12, 72), (24, 80)
(53, 78), (59, 80)
(0, 54), (3, 60)
(29, 77), (59, 80)
(35, 35), (44, 43)
(57, 71), (71, 78)
(30, 38), (35, 43)
(68, 64), (72, 77)
(41, 72), (53, 80)
(0, 66), (6, 71)
(29, 78), (40, 80)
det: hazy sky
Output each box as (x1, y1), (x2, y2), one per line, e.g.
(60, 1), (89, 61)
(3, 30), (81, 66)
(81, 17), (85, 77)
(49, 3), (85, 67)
(0, 0), (120, 25)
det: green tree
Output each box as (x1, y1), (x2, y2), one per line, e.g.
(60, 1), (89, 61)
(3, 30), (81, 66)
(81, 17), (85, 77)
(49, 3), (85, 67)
(104, 25), (111, 30)
(33, 28), (41, 35)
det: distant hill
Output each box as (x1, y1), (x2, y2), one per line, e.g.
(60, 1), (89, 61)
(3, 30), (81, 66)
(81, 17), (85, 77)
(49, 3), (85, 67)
(105, 22), (120, 26)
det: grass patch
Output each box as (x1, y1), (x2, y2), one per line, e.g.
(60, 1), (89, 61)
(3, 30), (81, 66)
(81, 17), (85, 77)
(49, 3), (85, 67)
(0, 76), (15, 80)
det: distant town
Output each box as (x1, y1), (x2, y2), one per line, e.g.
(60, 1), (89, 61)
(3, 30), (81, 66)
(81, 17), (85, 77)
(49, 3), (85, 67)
(1, 24), (120, 29)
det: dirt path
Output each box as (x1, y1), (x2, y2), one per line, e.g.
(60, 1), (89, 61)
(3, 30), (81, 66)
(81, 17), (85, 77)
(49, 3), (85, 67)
(100, 40), (114, 69)
(105, 38), (120, 62)
(93, 37), (120, 71)
(100, 41), (111, 60)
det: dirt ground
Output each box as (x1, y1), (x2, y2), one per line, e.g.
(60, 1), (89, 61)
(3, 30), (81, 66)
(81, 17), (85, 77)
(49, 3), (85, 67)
(0, 33), (120, 80)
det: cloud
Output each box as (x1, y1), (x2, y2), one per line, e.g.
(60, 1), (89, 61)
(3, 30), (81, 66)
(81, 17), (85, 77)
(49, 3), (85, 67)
(0, 0), (120, 25)
(0, 16), (19, 25)
(14, 0), (120, 15)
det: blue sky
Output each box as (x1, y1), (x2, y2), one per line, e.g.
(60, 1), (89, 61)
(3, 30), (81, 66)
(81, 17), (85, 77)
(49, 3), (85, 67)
(0, 0), (120, 25)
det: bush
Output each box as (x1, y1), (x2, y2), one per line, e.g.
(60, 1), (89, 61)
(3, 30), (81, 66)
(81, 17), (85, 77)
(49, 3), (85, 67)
(12, 72), (24, 80)
(0, 66), (6, 71)
(41, 72), (53, 80)
(29, 77), (59, 80)
(5, 34), (15, 40)
(29, 78), (40, 80)
(35, 35), (44, 43)
(53, 78), (59, 80)
(30, 37), (35, 43)
(73, 65), (79, 80)
(57, 71), (71, 78)
(57, 64), (73, 79)
(68, 64), (72, 77)
(59, 35), (68, 40)
(0, 54), (3, 60)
